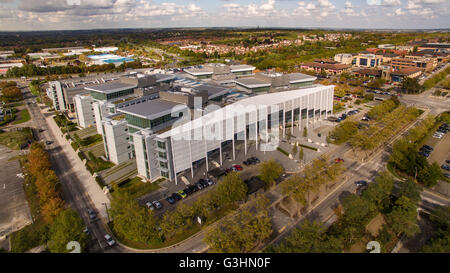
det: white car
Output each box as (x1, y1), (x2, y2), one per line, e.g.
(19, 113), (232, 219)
(104, 234), (116, 246)
(146, 202), (155, 210)
(432, 134), (443, 139)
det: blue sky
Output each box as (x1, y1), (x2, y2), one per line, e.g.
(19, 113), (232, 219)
(0, 0), (448, 31)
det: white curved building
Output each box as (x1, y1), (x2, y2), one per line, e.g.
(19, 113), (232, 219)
(132, 84), (334, 183)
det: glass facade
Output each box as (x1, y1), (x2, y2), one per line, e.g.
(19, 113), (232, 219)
(126, 114), (151, 129)
(90, 88), (134, 101)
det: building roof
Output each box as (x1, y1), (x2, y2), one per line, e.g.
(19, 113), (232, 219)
(301, 62), (351, 70)
(229, 64), (255, 72)
(84, 81), (137, 94)
(288, 73), (317, 83)
(194, 84), (230, 99)
(235, 78), (271, 89)
(158, 85), (333, 139)
(354, 69), (381, 77)
(117, 98), (184, 120)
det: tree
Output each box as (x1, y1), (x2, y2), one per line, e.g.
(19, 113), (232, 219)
(303, 127), (308, 138)
(400, 77), (424, 94)
(361, 171), (394, 210)
(266, 220), (342, 253)
(341, 194), (376, 225)
(387, 196), (420, 237)
(205, 196), (272, 253)
(1, 86), (23, 102)
(214, 172), (247, 206)
(41, 197), (65, 223)
(109, 190), (162, 245)
(397, 179), (422, 204)
(259, 160), (284, 189)
(299, 147), (304, 162)
(417, 162), (442, 188)
(47, 209), (87, 253)
(291, 144), (298, 157)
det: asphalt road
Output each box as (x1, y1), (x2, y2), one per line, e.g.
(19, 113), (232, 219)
(24, 89), (113, 253)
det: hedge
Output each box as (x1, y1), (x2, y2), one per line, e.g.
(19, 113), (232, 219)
(298, 144), (318, 151)
(277, 147), (289, 156)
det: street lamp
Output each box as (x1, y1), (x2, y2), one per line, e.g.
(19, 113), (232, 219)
(102, 203), (110, 223)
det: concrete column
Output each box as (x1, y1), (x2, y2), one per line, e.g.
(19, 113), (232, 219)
(170, 136), (177, 185)
(291, 99), (294, 135)
(244, 113), (247, 155)
(219, 121), (223, 166)
(265, 106), (268, 154)
(188, 134), (194, 179)
(232, 116), (235, 160)
(203, 126), (208, 173)
(255, 109), (258, 149)
(306, 94), (309, 128)
(299, 96), (302, 132)
(283, 102), (286, 139)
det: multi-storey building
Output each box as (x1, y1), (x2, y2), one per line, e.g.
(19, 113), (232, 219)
(132, 85), (334, 183)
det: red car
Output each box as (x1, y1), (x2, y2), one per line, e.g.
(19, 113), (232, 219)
(335, 158), (344, 163)
(232, 164), (243, 171)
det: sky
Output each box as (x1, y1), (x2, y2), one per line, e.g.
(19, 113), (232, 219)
(0, 0), (448, 31)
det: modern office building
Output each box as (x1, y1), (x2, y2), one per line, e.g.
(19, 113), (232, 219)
(73, 94), (95, 128)
(391, 57), (437, 72)
(184, 63), (255, 80)
(352, 53), (383, 68)
(132, 84), (334, 183)
(300, 62), (351, 75)
(334, 53), (353, 65)
(390, 67), (422, 82)
(235, 72), (317, 93)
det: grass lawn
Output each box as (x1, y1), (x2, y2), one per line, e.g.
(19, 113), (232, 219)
(86, 157), (115, 173)
(12, 109), (31, 125)
(113, 177), (163, 200)
(0, 127), (32, 150)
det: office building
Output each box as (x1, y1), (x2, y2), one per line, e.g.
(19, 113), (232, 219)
(334, 54), (353, 65)
(235, 72), (316, 93)
(132, 85), (334, 182)
(352, 53), (383, 68)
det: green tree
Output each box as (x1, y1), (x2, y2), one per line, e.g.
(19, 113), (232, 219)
(291, 144), (298, 157)
(109, 190), (161, 245)
(303, 127), (308, 138)
(266, 220), (342, 253)
(299, 147), (304, 162)
(47, 209), (87, 253)
(361, 171), (394, 210)
(214, 172), (248, 205)
(397, 179), (422, 203)
(259, 159), (284, 189)
(387, 196), (420, 237)
(400, 77), (424, 94)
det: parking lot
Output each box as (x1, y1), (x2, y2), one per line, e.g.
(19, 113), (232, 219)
(425, 125), (450, 178)
(0, 146), (32, 237)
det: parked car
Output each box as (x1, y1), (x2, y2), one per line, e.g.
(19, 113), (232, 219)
(206, 178), (214, 186)
(232, 164), (243, 171)
(199, 179), (209, 188)
(83, 227), (89, 235)
(335, 158), (345, 163)
(178, 190), (187, 198)
(165, 196), (176, 204)
(172, 192), (182, 201)
(419, 151), (430, 158)
(355, 180), (368, 187)
(152, 200), (162, 209)
(195, 182), (204, 190)
(432, 133), (443, 139)
(183, 187), (193, 196)
(444, 173), (450, 179)
(104, 234), (116, 246)
(188, 185), (199, 193)
(87, 209), (97, 220)
(422, 145), (433, 151)
(441, 165), (450, 171)
(146, 202), (155, 210)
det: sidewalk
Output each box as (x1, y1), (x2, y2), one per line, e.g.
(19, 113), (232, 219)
(44, 111), (110, 219)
